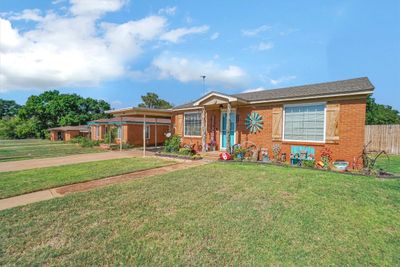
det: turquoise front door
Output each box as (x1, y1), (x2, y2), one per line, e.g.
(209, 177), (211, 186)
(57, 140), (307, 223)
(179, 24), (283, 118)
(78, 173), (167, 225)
(221, 112), (236, 150)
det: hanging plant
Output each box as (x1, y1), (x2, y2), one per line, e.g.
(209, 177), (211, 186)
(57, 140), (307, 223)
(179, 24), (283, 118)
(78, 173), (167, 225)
(245, 112), (263, 133)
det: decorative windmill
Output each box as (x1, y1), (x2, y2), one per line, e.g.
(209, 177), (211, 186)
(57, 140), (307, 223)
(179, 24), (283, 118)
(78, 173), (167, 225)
(245, 112), (263, 133)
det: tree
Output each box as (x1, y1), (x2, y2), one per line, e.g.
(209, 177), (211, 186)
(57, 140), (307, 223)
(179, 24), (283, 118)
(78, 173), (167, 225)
(138, 92), (173, 109)
(18, 90), (111, 138)
(0, 99), (21, 118)
(366, 96), (400, 125)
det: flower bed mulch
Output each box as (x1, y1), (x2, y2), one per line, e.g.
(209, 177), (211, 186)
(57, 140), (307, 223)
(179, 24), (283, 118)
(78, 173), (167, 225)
(218, 159), (399, 179)
(155, 152), (203, 161)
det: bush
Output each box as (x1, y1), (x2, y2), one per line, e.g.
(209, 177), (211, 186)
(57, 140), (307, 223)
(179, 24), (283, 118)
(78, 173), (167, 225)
(178, 147), (194, 156)
(302, 160), (316, 168)
(70, 136), (99, 147)
(104, 128), (117, 144)
(164, 135), (181, 153)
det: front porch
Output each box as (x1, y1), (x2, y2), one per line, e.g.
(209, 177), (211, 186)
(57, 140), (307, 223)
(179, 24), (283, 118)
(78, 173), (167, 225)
(177, 92), (250, 153)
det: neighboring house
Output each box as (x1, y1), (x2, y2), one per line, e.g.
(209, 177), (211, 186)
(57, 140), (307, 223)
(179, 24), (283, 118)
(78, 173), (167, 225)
(89, 108), (172, 147)
(48, 125), (90, 141)
(171, 77), (374, 164)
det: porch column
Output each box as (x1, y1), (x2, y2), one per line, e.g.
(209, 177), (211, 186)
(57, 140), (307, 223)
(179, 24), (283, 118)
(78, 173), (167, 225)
(155, 118), (158, 148)
(226, 102), (231, 153)
(201, 107), (207, 152)
(120, 117), (122, 151)
(143, 114), (146, 157)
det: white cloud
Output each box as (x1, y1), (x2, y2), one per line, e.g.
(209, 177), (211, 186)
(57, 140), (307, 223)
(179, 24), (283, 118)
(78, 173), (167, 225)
(269, 75), (296, 85)
(152, 53), (247, 87)
(9, 9), (44, 21)
(0, 1), (173, 91)
(210, 32), (220, 40)
(242, 25), (272, 37)
(158, 6), (177, 16)
(160, 25), (209, 43)
(69, 0), (126, 16)
(242, 87), (266, 93)
(251, 41), (274, 51)
(243, 75), (297, 92)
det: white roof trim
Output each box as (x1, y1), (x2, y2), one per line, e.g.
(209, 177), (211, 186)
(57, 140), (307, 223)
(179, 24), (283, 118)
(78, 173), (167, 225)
(193, 92), (239, 106)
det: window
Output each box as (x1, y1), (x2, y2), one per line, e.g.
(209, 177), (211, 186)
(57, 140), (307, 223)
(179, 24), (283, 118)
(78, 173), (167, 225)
(184, 112), (201, 136)
(283, 103), (325, 142)
(145, 125), (150, 139)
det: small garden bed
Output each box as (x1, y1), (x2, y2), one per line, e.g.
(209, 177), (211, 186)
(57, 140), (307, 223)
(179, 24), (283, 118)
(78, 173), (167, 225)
(218, 158), (400, 179)
(156, 152), (202, 160)
(158, 135), (203, 160)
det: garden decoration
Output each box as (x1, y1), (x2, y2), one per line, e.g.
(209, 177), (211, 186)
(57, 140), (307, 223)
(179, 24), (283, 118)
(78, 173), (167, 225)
(219, 152), (232, 161)
(272, 144), (281, 162)
(320, 147), (333, 169)
(245, 112), (263, 133)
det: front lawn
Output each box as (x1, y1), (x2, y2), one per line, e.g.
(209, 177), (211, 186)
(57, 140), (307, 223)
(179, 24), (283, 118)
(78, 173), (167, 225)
(375, 154), (400, 175)
(1, 163), (399, 266)
(0, 157), (175, 199)
(0, 139), (104, 162)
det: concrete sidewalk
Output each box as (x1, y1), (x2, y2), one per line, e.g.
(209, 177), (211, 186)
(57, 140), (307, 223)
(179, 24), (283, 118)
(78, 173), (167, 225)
(0, 160), (208, 211)
(0, 150), (153, 172)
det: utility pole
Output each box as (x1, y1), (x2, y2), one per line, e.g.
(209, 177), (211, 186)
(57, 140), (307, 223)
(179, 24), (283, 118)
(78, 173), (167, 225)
(200, 75), (206, 95)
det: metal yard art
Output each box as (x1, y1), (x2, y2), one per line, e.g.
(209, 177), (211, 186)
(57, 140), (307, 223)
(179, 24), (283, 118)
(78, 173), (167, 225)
(245, 112), (264, 133)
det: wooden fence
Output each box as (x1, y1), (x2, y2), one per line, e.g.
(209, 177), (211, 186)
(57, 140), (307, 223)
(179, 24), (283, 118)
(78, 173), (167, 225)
(365, 125), (400, 154)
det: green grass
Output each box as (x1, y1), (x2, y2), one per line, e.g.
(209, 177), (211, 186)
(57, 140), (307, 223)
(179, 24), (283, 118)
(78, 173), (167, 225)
(0, 157), (175, 199)
(1, 162), (399, 266)
(0, 139), (103, 162)
(0, 139), (59, 147)
(375, 154), (400, 175)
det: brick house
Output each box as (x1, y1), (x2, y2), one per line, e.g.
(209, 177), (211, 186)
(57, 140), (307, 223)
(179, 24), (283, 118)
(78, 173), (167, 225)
(171, 77), (374, 165)
(48, 125), (90, 141)
(89, 108), (172, 147)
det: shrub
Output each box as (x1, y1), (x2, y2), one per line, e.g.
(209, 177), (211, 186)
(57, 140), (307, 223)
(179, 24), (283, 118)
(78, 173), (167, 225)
(70, 136), (99, 147)
(104, 127), (117, 144)
(233, 146), (247, 160)
(178, 147), (194, 156)
(164, 135), (181, 153)
(302, 160), (316, 168)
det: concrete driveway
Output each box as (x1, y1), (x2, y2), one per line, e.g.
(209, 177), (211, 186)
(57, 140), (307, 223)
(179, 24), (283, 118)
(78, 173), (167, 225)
(0, 150), (153, 172)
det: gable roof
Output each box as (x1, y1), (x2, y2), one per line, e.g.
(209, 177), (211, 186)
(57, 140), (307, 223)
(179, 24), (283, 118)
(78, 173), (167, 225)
(233, 77), (374, 102)
(173, 77), (374, 110)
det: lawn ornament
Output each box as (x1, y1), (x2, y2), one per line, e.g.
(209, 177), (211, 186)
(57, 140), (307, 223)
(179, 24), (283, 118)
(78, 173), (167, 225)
(245, 112), (263, 133)
(219, 152), (232, 160)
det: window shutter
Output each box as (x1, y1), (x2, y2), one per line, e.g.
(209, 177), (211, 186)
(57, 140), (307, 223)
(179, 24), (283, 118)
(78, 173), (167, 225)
(175, 114), (183, 136)
(325, 103), (340, 143)
(272, 106), (283, 141)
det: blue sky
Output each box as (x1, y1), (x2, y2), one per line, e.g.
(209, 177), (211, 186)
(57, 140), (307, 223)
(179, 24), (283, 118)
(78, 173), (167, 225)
(0, 0), (399, 110)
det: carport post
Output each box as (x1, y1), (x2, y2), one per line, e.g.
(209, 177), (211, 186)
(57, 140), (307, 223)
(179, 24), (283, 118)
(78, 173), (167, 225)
(120, 117), (122, 152)
(143, 114), (146, 157)
(155, 118), (158, 148)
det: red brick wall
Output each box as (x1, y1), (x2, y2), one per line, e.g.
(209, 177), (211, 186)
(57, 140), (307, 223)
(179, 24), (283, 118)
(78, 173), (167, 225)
(173, 97), (367, 166)
(123, 124), (169, 146)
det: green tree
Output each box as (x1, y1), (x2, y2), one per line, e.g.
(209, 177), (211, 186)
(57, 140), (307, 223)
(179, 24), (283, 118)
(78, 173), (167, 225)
(138, 92), (173, 109)
(0, 99), (21, 118)
(366, 96), (400, 125)
(18, 90), (111, 138)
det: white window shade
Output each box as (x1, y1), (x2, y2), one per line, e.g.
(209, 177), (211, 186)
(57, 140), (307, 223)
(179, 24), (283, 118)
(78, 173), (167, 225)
(284, 104), (325, 142)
